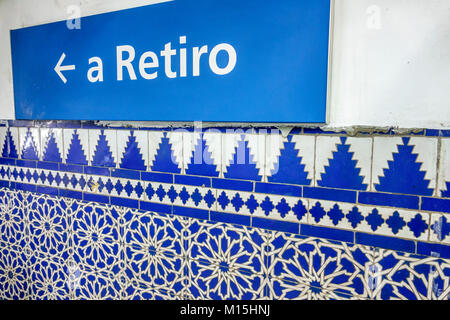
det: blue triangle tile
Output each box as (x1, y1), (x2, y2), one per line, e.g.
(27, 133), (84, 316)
(441, 182), (450, 198)
(151, 132), (180, 173)
(119, 131), (146, 171)
(186, 134), (219, 177)
(66, 130), (88, 165)
(268, 135), (310, 185)
(225, 135), (261, 181)
(318, 137), (367, 190)
(42, 131), (62, 162)
(92, 130), (115, 167)
(21, 129), (39, 160)
(1, 129), (18, 158)
(375, 137), (433, 196)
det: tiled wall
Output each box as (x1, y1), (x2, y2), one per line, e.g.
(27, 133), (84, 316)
(0, 121), (449, 300)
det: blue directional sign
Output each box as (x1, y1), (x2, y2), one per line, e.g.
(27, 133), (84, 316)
(10, 0), (332, 122)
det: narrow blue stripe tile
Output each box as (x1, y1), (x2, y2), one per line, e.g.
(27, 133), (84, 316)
(359, 191), (419, 210)
(83, 193), (109, 205)
(139, 201), (172, 214)
(255, 182), (302, 197)
(15, 182), (36, 193)
(210, 211), (250, 226)
(141, 171), (173, 183)
(16, 159), (37, 168)
(84, 166), (110, 176)
(0, 158), (15, 165)
(425, 129), (441, 137)
(301, 224), (353, 243)
(212, 178), (253, 192)
(59, 189), (83, 200)
(175, 175), (211, 188)
(416, 242), (450, 259)
(36, 185), (59, 196)
(441, 130), (450, 137)
(59, 163), (84, 173)
(355, 232), (415, 253)
(173, 205), (209, 220)
(110, 196), (139, 209)
(37, 161), (59, 170)
(0, 180), (10, 188)
(252, 217), (299, 234)
(303, 187), (356, 203)
(421, 197), (450, 213)
(110, 168), (140, 180)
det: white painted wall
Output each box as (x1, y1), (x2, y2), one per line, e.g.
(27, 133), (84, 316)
(329, 0), (450, 129)
(0, 0), (449, 128)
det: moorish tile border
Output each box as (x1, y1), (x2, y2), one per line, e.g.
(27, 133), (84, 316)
(0, 121), (448, 260)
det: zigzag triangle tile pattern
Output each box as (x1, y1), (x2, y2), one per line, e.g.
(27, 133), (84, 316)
(225, 134), (262, 181)
(91, 130), (115, 167)
(119, 131), (146, 171)
(268, 135), (311, 185)
(66, 130), (88, 165)
(20, 128), (39, 161)
(375, 137), (433, 196)
(1, 129), (18, 158)
(0, 123), (449, 300)
(185, 134), (219, 177)
(150, 132), (181, 173)
(317, 137), (367, 190)
(42, 129), (62, 163)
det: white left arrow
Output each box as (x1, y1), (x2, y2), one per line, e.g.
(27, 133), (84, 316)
(54, 53), (76, 84)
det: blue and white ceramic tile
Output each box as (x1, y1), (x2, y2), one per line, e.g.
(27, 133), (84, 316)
(315, 136), (371, 190)
(215, 189), (254, 216)
(186, 219), (267, 271)
(88, 129), (117, 167)
(372, 249), (449, 300)
(0, 127), (7, 157)
(70, 202), (123, 298)
(27, 194), (70, 261)
(35, 169), (63, 189)
(29, 256), (70, 300)
(63, 129), (89, 165)
(183, 131), (221, 177)
(0, 127), (19, 158)
(265, 134), (314, 185)
(308, 200), (430, 241)
(0, 245), (30, 300)
(73, 269), (123, 300)
(186, 259), (265, 299)
(0, 189), (27, 248)
(438, 138), (450, 198)
(265, 231), (374, 299)
(372, 136), (437, 196)
(148, 131), (182, 173)
(265, 277), (363, 300)
(148, 131), (165, 170)
(429, 213), (450, 245)
(122, 208), (186, 299)
(40, 128), (63, 162)
(222, 132), (265, 181)
(144, 181), (176, 205)
(117, 130), (148, 171)
(252, 193), (309, 223)
(172, 184), (216, 210)
(19, 127), (40, 161)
